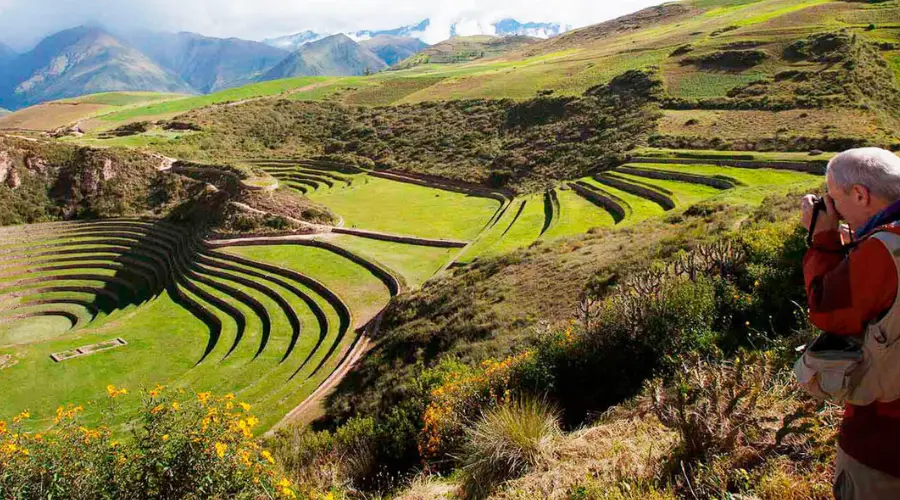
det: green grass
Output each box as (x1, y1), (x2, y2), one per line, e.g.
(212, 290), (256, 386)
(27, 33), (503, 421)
(62, 92), (187, 107)
(1, 291), (209, 430)
(626, 163), (822, 205)
(542, 189), (617, 241)
(0, 219), (399, 433)
(887, 52), (900, 90)
(329, 234), (459, 288)
(457, 194), (548, 262)
(632, 147), (835, 162)
(610, 171), (724, 206)
(665, 70), (767, 99)
(481, 195), (547, 257)
(580, 177), (667, 224)
(0, 315), (77, 345)
(731, 0), (833, 27)
(307, 176), (500, 241)
(99, 77), (330, 122)
(223, 244), (391, 325)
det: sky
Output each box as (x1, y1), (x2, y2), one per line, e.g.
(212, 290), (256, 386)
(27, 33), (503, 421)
(0, 0), (664, 50)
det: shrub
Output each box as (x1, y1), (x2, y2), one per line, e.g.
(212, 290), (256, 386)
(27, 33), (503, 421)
(419, 352), (533, 465)
(267, 416), (376, 492)
(0, 385), (302, 499)
(650, 353), (778, 462)
(459, 398), (561, 499)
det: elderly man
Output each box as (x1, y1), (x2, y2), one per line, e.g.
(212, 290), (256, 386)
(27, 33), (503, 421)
(802, 147), (900, 499)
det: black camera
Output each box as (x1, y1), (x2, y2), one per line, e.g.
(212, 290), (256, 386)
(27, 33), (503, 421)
(806, 196), (828, 247)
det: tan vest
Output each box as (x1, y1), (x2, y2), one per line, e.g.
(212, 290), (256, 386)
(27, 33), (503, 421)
(795, 231), (900, 405)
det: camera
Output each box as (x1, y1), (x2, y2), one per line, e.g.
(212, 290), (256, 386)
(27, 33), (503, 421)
(806, 196), (828, 246)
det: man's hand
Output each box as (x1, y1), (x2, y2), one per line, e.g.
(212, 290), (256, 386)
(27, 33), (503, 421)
(801, 194), (840, 236)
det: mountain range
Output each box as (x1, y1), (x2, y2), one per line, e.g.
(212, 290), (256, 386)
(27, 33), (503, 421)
(262, 34), (389, 80)
(264, 18), (565, 51)
(0, 17), (563, 111)
(125, 31), (289, 93)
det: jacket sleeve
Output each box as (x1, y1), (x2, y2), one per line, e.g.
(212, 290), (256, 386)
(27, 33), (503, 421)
(803, 230), (898, 335)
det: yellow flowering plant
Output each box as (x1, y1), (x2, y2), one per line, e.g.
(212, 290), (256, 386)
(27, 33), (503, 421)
(0, 385), (306, 499)
(419, 351), (533, 462)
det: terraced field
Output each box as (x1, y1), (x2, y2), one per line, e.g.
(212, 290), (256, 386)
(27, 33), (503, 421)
(0, 219), (397, 431)
(457, 159), (822, 262)
(252, 161), (504, 241)
(0, 154), (826, 430)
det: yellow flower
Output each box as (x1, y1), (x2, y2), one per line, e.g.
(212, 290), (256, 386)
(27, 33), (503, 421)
(12, 411), (30, 423)
(0, 421), (6, 434)
(239, 402), (251, 412)
(106, 385), (127, 398)
(278, 478), (291, 488)
(261, 450), (275, 464)
(149, 384), (164, 397)
(215, 442), (227, 458)
(223, 393), (235, 401)
(246, 416), (259, 428)
(162, 434), (170, 442)
(197, 392), (211, 404)
(172, 402), (180, 412)
(225, 402), (233, 411)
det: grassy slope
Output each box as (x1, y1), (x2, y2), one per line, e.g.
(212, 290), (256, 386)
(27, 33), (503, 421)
(329, 234), (460, 288)
(542, 189), (616, 240)
(223, 245), (392, 327)
(1, 292), (208, 429)
(307, 176), (501, 241)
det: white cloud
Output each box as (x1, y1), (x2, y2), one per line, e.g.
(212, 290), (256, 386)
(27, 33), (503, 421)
(0, 0), (663, 50)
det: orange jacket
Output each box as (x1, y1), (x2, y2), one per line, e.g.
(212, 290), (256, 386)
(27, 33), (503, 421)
(804, 226), (900, 477)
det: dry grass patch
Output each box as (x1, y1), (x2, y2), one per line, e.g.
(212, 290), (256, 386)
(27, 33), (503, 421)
(0, 103), (109, 131)
(660, 109), (893, 142)
(491, 411), (678, 500)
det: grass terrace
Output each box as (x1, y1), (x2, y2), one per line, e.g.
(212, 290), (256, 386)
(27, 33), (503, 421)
(0, 219), (394, 432)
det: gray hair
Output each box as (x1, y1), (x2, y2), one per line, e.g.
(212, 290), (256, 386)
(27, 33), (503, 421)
(827, 148), (900, 202)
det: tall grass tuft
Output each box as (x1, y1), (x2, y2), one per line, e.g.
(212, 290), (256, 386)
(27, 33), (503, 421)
(459, 397), (561, 499)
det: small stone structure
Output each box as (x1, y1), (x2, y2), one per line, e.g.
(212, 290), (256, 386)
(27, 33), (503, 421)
(50, 337), (127, 362)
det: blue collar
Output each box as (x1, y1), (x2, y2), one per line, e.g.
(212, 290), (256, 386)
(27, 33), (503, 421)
(856, 199), (900, 239)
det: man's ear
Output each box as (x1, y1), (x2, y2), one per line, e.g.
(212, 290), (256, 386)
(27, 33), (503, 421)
(851, 184), (871, 206)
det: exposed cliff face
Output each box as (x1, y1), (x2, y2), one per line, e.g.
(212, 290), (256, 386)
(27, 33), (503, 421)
(0, 136), (201, 224)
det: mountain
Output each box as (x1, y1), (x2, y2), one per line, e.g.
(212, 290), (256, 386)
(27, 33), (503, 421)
(262, 31), (327, 52)
(263, 18), (562, 51)
(127, 31), (288, 93)
(261, 34), (388, 81)
(360, 36), (429, 66)
(348, 19), (431, 41)
(394, 35), (540, 69)
(0, 26), (191, 111)
(493, 19), (565, 38)
(0, 42), (16, 66)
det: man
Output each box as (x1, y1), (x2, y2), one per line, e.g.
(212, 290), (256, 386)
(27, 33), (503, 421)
(802, 147), (900, 499)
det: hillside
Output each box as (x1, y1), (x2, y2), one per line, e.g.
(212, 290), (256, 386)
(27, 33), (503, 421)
(0, 42), (16, 66)
(360, 35), (429, 66)
(261, 34), (389, 80)
(0, 26), (192, 111)
(127, 31), (289, 93)
(393, 35), (540, 69)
